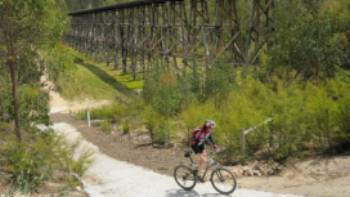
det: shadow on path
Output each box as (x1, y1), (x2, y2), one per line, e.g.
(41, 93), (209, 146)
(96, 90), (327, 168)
(76, 58), (136, 98)
(165, 189), (230, 197)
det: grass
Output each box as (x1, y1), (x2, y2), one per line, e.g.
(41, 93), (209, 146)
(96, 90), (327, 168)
(93, 61), (144, 90)
(56, 61), (118, 100)
(68, 45), (144, 91)
(55, 44), (143, 101)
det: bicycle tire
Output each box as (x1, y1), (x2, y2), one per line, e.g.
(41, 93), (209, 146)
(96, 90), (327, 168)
(210, 168), (237, 195)
(173, 165), (197, 191)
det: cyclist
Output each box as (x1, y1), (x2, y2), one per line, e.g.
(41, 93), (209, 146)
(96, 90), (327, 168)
(191, 120), (219, 181)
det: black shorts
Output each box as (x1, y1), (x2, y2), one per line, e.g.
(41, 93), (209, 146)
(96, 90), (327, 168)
(191, 144), (205, 154)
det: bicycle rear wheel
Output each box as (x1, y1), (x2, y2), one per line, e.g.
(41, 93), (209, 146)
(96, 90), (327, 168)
(210, 168), (237, 195)
(173, 165), (197, 191)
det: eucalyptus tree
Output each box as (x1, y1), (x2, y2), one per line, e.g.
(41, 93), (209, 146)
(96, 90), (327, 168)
(268, 0), (347, 79)
(0, 0), (66, 141)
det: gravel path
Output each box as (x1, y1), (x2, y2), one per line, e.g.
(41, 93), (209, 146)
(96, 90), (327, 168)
(51, 122), (301, 197)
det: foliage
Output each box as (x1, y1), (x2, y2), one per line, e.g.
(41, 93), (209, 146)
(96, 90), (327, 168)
(0, 128), (92, 192)
(19, 85), (50, 125)
(204, 63), (234, 102)
(45, 45), (77, 84)
(0, 0), (67, 49)
(143, 106), (174, 146)
(0, 0), (68, 141)
(0, 79), (11, 121)
(152, 119), (171, 146)
(178, 69), (350, 161)
(337, 85), (350, 148)
(143, 106), (160, 134)
(268, 0), (343, 79)
(77, 102), (126, 122)
(100, 120), (112, 134)
(122, 121), (130, 135)
(0, 83), (49, 126)
(0, 0), (95, 193)
(143, 69), (186, 116)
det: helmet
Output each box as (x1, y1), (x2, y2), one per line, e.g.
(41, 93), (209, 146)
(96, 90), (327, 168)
(204, 120), (216, 129)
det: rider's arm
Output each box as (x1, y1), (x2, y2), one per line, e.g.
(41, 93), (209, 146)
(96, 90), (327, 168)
(206, 134), (219, 150)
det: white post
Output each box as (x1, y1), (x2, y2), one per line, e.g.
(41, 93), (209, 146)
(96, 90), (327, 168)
(87, 111), (91, 128)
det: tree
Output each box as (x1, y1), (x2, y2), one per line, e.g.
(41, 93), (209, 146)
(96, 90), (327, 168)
(0, 0), (66, 141)
(267, 0), (342, 79)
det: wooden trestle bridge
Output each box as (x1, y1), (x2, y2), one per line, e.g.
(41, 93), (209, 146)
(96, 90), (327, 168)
(67, 0), (274, 80)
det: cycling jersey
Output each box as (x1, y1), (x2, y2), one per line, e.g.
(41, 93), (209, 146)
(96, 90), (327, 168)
(191, 127), (215, 154)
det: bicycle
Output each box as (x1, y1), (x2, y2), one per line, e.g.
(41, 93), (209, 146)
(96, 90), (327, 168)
(173, 148), (237, 195)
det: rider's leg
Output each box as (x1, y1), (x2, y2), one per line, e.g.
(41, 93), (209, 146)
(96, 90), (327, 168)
(196, 150), (208, 177)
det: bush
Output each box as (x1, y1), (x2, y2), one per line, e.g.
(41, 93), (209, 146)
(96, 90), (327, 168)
(122, 121), (130, 135)
(179, 69), (350, 161)
(78, 103), (125, 121)
(20, 85), (50, 125)
(152, 119), (171, 146)
(100, 120), (112, 134)
(45, 44), (76, 84)
(204, 63), (234, 102)
(337, 91), (350, 149)
(143, 106), (160, 143)
(0, 128), (92, 193)
(268, 0), (342, 79)
(143, 69), (184, 116)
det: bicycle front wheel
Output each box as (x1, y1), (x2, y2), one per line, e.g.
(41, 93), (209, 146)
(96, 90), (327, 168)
(173, 165), (197, 191)
(210, 168), (237, 195)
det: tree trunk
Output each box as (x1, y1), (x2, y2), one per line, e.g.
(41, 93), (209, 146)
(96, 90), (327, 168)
(7, 52), (21, 141)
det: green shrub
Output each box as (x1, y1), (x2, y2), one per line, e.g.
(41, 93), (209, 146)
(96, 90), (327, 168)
(100, 120), (112, 134)
(0, 80), (11, 121)
(0, 128), (92, 193)
(77, 103), (125, 122)
(122, 122), (130, 135)
(143, 69), (183, 116)
(20, 85), (50, 125)
(153, 119), (171, 146)
(143, 106), (172, 146)
(45, 44), (77, 84)
(143, 106), (161, 143)
(337, 91), (350, 148)
(179, 69), (350, 161)
(204, 63), (234, 102)
(268, 0), (342, 78)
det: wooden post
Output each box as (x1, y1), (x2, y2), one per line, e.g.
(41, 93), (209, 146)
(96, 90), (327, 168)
(87, 111), (91, 128)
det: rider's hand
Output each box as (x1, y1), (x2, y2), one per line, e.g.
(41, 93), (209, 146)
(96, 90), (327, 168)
(213, 144), (219, 151)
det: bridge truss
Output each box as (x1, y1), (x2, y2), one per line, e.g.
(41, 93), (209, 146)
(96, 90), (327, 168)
(67, 0), (274, 80)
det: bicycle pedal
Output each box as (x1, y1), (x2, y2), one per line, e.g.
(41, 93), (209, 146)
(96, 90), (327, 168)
(196, 176), (205, 183)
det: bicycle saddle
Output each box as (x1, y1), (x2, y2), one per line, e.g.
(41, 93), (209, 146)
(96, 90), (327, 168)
(184, 149), (192, 158)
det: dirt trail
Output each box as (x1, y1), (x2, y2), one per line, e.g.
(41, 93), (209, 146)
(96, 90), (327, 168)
(41, 74), (112, 114)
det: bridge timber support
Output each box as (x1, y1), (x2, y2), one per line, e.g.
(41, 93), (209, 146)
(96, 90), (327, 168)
(67, 0), (274, 80)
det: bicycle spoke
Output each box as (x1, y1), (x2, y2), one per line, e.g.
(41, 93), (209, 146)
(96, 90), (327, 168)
(174, 165), (197, 191)
(210, 168), (237, 195)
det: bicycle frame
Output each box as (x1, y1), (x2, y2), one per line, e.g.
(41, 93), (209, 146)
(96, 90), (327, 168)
(186, 149), (222, 180)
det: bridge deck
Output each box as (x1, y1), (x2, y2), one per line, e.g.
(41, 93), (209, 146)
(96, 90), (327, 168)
(69, 0), (183, 16)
